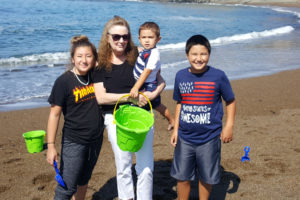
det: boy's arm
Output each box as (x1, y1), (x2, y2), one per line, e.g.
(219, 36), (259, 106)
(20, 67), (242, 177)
(46, 105), (62, 166)
(220, 99), (236, 143)
(170, 102), (181, 147)
(130, 68), (152, 98)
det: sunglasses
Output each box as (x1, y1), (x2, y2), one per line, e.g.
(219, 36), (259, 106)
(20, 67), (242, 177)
(108, 33), (129, 41)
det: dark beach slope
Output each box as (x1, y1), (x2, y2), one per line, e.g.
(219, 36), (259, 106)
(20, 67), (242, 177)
(0, 68), (299, 199)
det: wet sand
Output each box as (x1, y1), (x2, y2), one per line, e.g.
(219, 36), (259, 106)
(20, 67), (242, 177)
(0, 68), (299, 199)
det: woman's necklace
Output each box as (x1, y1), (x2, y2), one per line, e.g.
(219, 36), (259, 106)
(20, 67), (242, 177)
(72, 69), (89, 86)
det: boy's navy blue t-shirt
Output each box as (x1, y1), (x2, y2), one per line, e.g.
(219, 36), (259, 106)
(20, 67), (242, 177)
(173, 66), (235, 145)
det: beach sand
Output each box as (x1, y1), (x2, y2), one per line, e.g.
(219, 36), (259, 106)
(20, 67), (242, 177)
(0, 68), (299, 200)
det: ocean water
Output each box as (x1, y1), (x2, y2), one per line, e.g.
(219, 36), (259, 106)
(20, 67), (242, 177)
(0, 0), (300, 111)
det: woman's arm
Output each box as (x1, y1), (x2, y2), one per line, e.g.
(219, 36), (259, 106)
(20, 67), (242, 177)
(46, 105), (62, 166)
(94, 82), (137, 105)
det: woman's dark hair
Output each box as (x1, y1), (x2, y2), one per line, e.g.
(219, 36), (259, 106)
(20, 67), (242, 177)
(185, 34), (211, 55)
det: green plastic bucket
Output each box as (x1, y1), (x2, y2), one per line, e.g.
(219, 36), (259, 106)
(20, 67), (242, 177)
(23, 130), (46, 153)
(114, 94), (154, 152)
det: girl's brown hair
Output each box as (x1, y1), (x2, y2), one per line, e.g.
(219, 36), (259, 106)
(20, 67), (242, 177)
(68, 35), (98, 70)
(97, 16), (138, 71)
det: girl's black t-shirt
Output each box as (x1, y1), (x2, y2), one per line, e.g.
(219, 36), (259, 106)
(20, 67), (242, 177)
(92, 61), (136, 114)
(48, 71), (104, 144)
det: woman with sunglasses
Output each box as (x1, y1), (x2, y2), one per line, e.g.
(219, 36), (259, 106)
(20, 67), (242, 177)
(93, 16), (166, 200)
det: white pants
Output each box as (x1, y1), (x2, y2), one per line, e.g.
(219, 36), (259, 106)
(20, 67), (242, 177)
(104, 113), (154, 200)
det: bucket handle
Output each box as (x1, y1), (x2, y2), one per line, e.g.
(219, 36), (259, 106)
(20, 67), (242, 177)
(113, 92), (153, 124)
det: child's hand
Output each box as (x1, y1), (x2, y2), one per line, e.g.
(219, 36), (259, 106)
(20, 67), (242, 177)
(170, 131), (178, 147)
(137, 92), (148, 107)
(220, 125), (233, 143)
(128, 96), (138, 105)
(47, 145), (57, 166)
(130, 88), (139, 98)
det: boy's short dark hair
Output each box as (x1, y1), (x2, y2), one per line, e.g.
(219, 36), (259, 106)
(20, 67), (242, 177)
(185, 34), (211, 55)
(139, 22), (160, 37)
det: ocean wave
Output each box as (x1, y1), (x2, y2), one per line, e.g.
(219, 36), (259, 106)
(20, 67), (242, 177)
(10, 68), (26, 72)
(161, 60), (188, 69)
(211, 26), (294, 45)
(0, 94), (49, 105)
(121, 0), (142, 2)
(0, 52), (69, 67)
(158, 25), (294, 50)
(272, 7), (300, 21)
(159, 42), (186, 51)
(0, 25), (295, 67)
(208, 3), (300, 22)
(171, 16), (211, 21)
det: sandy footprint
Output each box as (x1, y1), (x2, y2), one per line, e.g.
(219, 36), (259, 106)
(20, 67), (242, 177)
(0, 185), (10, 194)
(265, 160), (287, 173)
(3, 158), (22, 164)
(293, 148), (300, 153)
(32, 173), (53, 185)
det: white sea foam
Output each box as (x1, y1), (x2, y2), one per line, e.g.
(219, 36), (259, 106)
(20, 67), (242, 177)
(211, 26), (295, 46)
(171, 16), (211, 21)
(209, 3), (300, 22)
(0, 25), (295, 67)
(0, 52), (69, 67)
(159, 42), (186, 51)
(158, 26), (294, 51)
(161, 60), (188, 69)
(272, 7), (300, 22)
(0, 94), (49, 105)
(236, 4), (300, 21)
(207, 2), (257, 8)
(121, 0), (142, 2)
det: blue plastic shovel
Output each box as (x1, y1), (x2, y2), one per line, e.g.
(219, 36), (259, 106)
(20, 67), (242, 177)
(54, 160), (66, 188)
(241, 146), (250, 162)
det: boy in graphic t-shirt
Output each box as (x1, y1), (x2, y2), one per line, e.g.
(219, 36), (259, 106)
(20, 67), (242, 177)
(170, 35), (236, 200)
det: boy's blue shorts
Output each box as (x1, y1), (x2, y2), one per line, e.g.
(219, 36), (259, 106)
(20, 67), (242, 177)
(170, 136), (221, 185)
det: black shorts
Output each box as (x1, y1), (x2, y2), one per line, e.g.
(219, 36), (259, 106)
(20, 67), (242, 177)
(54, 137), (103, 199)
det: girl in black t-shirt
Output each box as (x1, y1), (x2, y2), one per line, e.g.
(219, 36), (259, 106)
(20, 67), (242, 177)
(47, 35), (104, 200)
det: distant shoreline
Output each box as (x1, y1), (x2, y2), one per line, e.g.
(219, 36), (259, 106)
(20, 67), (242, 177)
(145, 0), (300, 8)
